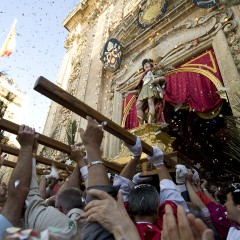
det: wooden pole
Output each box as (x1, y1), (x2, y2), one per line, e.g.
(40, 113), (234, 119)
(34, 76), (154, 156)
(2, 159), (51, 175)
(0, 143), (74, 171)
(0, 118), (71, 154)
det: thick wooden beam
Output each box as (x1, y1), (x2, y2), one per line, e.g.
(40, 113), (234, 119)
(0, 118), (71, 154)
(34, 76), (154, 156)
(2, 159), (50, 175)
(0, 143), (74, 171)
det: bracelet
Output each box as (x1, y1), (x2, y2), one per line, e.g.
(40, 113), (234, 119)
(88, 161), (103, 169)
(202, 188), (207, 191)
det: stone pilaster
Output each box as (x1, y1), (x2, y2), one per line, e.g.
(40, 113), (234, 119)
(213, 30), (240, 116)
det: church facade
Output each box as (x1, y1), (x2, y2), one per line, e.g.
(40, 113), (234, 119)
(42, 0), (240, 164)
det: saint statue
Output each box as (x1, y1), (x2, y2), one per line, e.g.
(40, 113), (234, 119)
(124, 58), (173, 126)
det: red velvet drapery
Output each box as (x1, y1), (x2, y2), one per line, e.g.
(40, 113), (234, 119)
(122, 94), (139, 129)
(165, 49), (223, 114)
(122, 49), (224, 129)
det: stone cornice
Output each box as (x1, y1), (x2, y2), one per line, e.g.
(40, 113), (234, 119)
(63, 0), (88, 31)
(63, 0), (116, 32)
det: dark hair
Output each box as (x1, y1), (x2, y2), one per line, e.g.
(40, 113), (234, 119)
(142, 59), (153, 69)
(216, 187), (227, 205)
(56, 187), (85, 213)
(226, 183), (240, 205)
(128, 184), (159, 217)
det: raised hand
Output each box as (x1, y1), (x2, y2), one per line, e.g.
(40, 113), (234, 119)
(201, 179), (208, 189)
(124, 136), (142, 157)
(69, 145), (84, 162)
(16, 125), (36, 148)
(78, 189), (140, 240)
(79, 116), (104, 149)
(161, 205), (214, 240)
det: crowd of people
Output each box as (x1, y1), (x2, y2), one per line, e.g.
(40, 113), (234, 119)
(0, 116), (239, 239)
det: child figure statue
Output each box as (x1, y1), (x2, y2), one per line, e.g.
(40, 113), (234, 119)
(125, 59), (171, 125)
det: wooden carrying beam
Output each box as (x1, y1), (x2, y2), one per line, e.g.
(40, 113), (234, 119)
(3, 159), (50, 175)
(0, 143), (74, 171)
(0, 118), (71, 154)
(34, 76), (154, 156)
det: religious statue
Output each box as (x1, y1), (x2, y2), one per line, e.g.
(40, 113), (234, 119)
(124, 59), (174, 126)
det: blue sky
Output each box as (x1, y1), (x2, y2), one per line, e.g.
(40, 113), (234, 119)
(0, 0), (79, 132)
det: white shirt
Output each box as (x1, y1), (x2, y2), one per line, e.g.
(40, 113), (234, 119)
(227, 227), (240, 240)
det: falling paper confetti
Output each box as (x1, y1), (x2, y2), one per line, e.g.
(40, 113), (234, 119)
(15, 180), (20, 188)
(174, 102), (183, 112)
(218, 87), (229, 92)
(50, 165), (59, 179)
(65, 159), (73, 165)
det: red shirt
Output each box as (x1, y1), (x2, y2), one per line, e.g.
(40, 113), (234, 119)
(135, 201), (178, 240)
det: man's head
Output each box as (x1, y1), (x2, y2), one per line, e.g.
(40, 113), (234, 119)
(224, 183), (240, 224)
(142, 59), (153, 71)
(55, 187), (85, 215)
(128, 184), (159, 219)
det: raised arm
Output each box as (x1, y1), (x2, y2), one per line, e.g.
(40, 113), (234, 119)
(79, 116), (110, 188)
(147, 147), (189, 212)
(201, 179), (219, 204)
(58, 145), (85, 193)
(39, 176), (47, 199)
(1, 125), (37, 227)
(185, 171), (206, 209)
(113, 137), (143, 202)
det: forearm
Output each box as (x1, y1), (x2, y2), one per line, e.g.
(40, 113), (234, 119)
(9, 146), (32, 191)
(86, 146), (111, 187)
(59, 166), (81, 193)
(186, 180), (205, 209)
(2, 146), (33, 225)
(113, 220), (140, 240)
(120, 156), (140, 180)
(201, 189), (219, 204)
(156, 165), (172, 181)
(39, 177), (47, 199)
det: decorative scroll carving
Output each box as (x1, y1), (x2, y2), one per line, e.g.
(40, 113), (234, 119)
(112, 8), (239, 90)
(227, 32), (240, 71)
(64, 30), (82, 50)
(87, 0), (117, 24)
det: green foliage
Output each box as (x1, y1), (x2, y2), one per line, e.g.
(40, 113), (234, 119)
(39, 126), (59, 157)
(66, 120), (77, 145)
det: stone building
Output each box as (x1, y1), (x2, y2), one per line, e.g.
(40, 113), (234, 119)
(0, 73), (28, 182)
(42, 0), (240, 176)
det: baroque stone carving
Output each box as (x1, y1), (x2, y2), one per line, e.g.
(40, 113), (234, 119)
(111, 8), (239, 89)
(227, 32), (240, 70)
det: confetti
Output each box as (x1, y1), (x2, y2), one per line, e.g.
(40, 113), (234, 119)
(15, 180), (20, 188)
(50, 165), (59, 179)
(65, 159), (72, 165)
(174, 102), (182, 112)
(218, 87), (229, 92)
